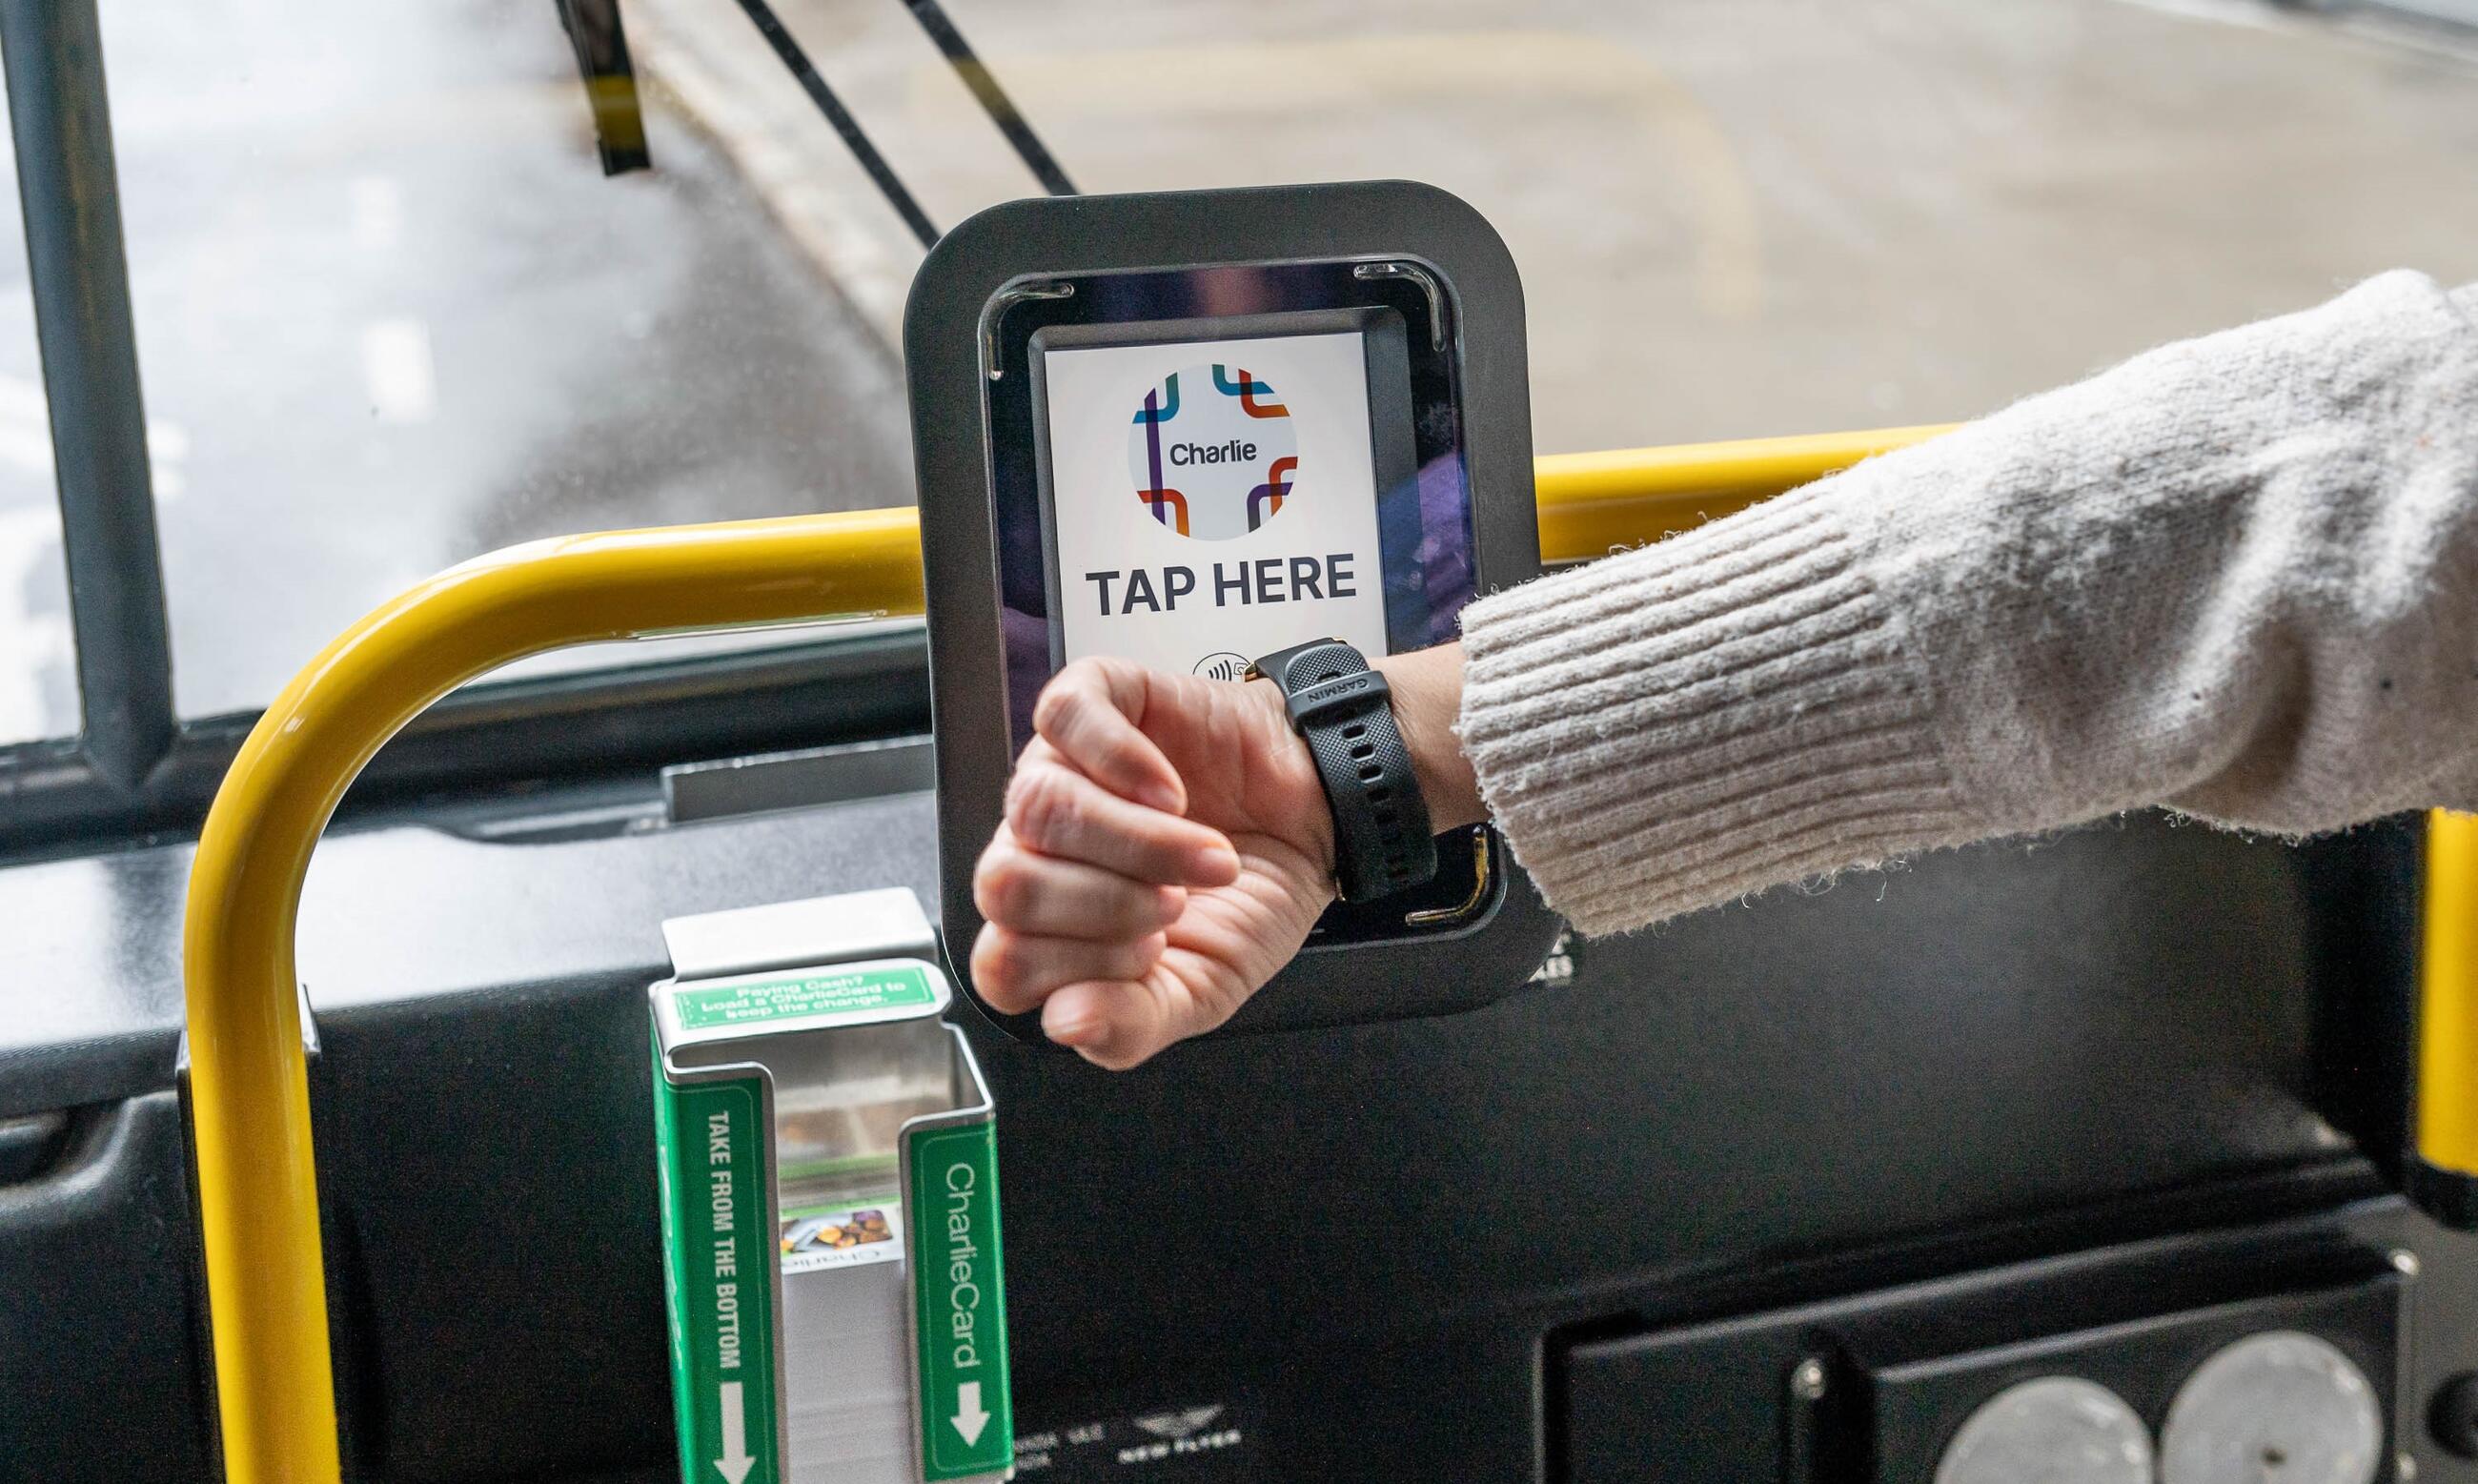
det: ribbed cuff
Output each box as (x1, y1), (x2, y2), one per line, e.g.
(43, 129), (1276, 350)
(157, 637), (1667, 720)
(1457, 481), (1977, 936)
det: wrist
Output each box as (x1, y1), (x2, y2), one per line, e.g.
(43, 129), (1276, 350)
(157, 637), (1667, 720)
(1373, 643), (1483, 832)
(1240, 671), (1339, 876)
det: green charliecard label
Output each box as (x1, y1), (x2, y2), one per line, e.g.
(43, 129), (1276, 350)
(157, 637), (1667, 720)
(675, 965), (936, 1030)
(655, 1067), (780, 1484)
(910, 1121), (1012, 1480)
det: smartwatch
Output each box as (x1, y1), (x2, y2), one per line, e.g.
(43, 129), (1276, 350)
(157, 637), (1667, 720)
(1247, 639), (1438, 903)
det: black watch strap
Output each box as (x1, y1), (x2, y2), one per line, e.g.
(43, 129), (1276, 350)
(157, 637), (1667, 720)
(1248, 639), (1438, 903)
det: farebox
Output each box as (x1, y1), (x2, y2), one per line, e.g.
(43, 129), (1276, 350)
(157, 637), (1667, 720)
(906, 180), (1565, 1042)
(650, 890), (1013, 1484)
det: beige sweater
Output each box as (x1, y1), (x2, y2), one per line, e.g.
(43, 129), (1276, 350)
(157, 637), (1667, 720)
(1457, 271), (2478, 936)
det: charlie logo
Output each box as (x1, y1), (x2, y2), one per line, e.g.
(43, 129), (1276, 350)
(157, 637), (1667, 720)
(1127, 363), (1298, 540)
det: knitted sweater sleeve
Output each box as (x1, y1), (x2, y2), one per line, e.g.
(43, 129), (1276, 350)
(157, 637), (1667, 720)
(1456, 271), (2478, 936)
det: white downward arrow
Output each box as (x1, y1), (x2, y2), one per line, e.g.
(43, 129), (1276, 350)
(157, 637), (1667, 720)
(950, 1380), (991, 1447)
(716, 1379), (757, 1484)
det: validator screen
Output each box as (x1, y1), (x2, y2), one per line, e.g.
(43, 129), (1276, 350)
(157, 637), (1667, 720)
(1036, 327), (1395, 681)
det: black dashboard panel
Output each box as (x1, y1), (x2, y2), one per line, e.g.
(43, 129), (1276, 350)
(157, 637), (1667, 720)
(0, 797), (2471, 1480)
(0, 1092), (214, 1483)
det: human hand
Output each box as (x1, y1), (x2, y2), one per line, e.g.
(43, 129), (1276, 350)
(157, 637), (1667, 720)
(969, 657), (1336, 1067)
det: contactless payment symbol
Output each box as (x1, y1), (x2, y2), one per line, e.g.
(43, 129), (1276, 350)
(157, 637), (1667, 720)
(1127, 364), (1298, 540)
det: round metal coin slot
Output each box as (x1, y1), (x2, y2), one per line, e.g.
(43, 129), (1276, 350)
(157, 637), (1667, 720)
(2160, 1331), (2381, 1484)
(1936, 1376), (2155, 1484)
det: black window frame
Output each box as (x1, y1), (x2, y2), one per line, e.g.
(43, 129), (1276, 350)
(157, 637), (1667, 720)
(0, 0), (930, 864)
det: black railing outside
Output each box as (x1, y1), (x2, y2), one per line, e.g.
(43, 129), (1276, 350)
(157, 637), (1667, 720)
(0, 0), (173, 801)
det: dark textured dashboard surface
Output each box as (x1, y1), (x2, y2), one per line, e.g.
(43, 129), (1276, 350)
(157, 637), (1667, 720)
(1, 799), (2468, 1480)
(0, 792), (944, 1120)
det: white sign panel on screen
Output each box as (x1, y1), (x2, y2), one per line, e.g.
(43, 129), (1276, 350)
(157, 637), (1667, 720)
(1042, 330), (1388, 676)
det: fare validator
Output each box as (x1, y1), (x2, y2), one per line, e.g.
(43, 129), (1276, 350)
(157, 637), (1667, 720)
(910, 179), (1565, 1041)
(652, 184), (1569, 1484)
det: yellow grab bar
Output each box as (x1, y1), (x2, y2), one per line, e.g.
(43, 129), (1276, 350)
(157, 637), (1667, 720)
(184, 426), (1957, 1484)
(2422, 810), (2478, 1178)
(1534, 423), (1957, 560)
(184, 508), (925, 1484)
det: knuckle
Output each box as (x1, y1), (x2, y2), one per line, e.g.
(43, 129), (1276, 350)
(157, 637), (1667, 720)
(970, 931), (1035, 1006)
(1111, 932), (1167, 978)
(1006, 768), (1080, 853)
(967, 926), (1006, 982)
(1107, 888), (1162, 936)
(1029, 686), (1070, 738)
(984, 935), (1023, 985)
(1032, 664), (1098, 735)
(972, 851), (1030, 924)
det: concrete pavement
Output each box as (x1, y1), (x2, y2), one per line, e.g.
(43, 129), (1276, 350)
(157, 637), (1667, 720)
(632, 0), (2478, 448)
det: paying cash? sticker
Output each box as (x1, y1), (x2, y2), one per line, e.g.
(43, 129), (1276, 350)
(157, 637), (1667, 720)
(675, 965), (936, 1030)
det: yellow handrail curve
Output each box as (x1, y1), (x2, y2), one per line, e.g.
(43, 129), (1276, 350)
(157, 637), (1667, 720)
(183, 421), (2474, 1484)
(185, 507), (924, 1484)
(1534, 422), (1958, 560)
